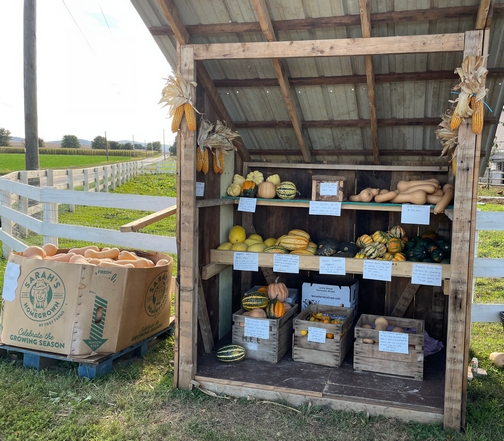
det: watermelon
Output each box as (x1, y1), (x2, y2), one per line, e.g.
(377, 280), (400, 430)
(216, 344), (246, 362)
(276, 181), (297, 200)
(242, 291), (269, 310)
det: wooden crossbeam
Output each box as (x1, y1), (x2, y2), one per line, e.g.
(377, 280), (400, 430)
(390, 283), (420, 317)
(120, 205), (176, 232)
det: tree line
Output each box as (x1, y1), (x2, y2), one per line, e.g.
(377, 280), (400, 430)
(0, 128), (162, 152)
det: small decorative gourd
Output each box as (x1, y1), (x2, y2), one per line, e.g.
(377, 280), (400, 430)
(240, 180), (258, 197)
(265, 298), (286, 319)
(267, 276), (288, 302)
(257, 181), (276, 198)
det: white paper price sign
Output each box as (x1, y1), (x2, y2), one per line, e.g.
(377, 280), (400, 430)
(319, 256), (346, 275)
(308, 326), (327, 343)
(411, 263), (442, 286)
(195, 182), (205, 197)
(238, 197), (257, 212)
(401, 204), (430, 225)
(378, 330), (409, 354)
(233, 252), (258, 272)
(320, 182), (338, 196)
(244, 318), (270, 339)
(363, 260), (392, 281)
(273, 254), (300, 273)
(309, 201), (341, 216)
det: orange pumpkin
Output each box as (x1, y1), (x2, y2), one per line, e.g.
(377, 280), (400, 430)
(257, 181), (276, 198)
(267, 276), (288, 301)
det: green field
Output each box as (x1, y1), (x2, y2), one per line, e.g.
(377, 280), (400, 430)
(0, 153), (134, 175)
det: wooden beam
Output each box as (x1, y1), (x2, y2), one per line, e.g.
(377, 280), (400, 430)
(176, 44), (198, 390)
(120, 205), (176, 232)
(359, 0), (380, 165)
(253, 0), (311, 163)
(156, 0), (251, 162)
(247, 149), (452, 157)
(193, 34), (465, 60)
(211, 68), (504, 88)
(198, 274), (214, 353)
(149, 5), (504, 37)
(443, 29), (484, 431)
(390, 283), (420, 317)
(475, 0), (492, 29)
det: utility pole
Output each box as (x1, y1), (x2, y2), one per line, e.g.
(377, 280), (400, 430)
(163, 128), (166, 160)
(24, 0), (39, 171)
(105, 131), (108, 161)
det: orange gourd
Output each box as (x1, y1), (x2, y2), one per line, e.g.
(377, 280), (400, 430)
(265, 299), (286, 319)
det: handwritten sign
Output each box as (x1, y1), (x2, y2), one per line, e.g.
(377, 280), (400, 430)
(319, 182), (338, 196)
(195, 182), (205, 197)
(401, 204), (430, 225)
(273, 254), (300, 273)
(238, 197), (257, 212)
(363, 260), (392, 281)
(378, 330), (409, 354)
(307, 326), (326, 343)
(309, 201), (341, 216)
(233, 252), (258, 272)
(244, 317), (270, 339)
(411, 264), (442, 286)
(319, 256), (346, 275)
(1, 261), (20, 302)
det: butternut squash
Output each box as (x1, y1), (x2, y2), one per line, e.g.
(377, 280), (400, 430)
(426, 194), (443, 205)
(118, 250), (139, 261)
(114, 258), (154, 268)
(44, 252), (76, 262)
(84, 248), (120, 260)
(155, 258), (172, 267)
(69, 254), (91, 265)
(68, 245), (100, 256)
(22, 246), (46, 259)
(374, 190), (399, 203)
(433, 184), (455, 214)
(42, 243), (58, 257)
(390, 190), (428, 205)
(398, 183), (439, 194)
(349, 188), (374, 202)
(396, 180), (440, 192)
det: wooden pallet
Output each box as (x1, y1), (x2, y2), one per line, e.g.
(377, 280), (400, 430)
(0, 326), (173, 379)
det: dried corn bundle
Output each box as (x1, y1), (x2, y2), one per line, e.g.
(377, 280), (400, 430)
(471, 95), (484, 134)
(196, 147), (203, 172)
(213, 148), (224, 174)
(159, 73), (200, 132)
(201, 148), (209, 174)
(436, 109), (458, 162)
(449, 55), (488, 133)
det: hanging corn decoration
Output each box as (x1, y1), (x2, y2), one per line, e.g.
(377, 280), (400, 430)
(471, 95), (484, 134)
(159, 73), (200, 133)
(196, 147), (203, 172)
(213, 148), (225, 174)
(201, 148), (209, 174)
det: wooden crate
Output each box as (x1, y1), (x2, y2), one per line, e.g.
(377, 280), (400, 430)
(292, 305), (354, 367)
(353, 314), (425, 381)
(231, 305), (298, 363)
(311, 175), (346, 202)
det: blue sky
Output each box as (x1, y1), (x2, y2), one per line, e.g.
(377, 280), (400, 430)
(0, 1), (175, 145)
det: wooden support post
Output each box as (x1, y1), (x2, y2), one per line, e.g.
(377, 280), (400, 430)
(176, 44), (198, 390)
(198, 274), (215, 353)
(443, 29), (484, 431)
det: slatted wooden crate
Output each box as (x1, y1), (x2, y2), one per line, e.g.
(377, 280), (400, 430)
(292, 305), (354, 367)
(311, 175), (346, 201)
(231, 305), (298, 363)
(353, 314), (425, 381)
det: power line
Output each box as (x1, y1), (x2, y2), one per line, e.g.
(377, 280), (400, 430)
(99, 3), (112, 34)
(61, 0), (93, 53)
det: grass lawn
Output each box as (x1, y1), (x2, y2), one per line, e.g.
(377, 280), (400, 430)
(0, 153), (135, 175)
(0, 179), (503, 440)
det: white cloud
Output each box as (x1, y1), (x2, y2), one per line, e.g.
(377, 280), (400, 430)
(0, 0), (175, 146)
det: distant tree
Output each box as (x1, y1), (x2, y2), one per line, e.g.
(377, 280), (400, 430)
(122, 142), (133, 150)
(39, 138), (45, 148)
(61, 135), (80, 148)
(91, 135), (107, 149)
(152, 141), (161, 152)
(109, 141), (121, 150)
(169, 140), (176, 156)
(134, 143), (145, 150)
(0, 128), (11, 146)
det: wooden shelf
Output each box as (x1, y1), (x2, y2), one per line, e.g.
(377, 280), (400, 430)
(222, 196), (453, 213)
(207, 249), (451, 280)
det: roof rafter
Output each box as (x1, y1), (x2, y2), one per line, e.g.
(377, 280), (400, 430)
(475, 0), (492, 29)
(252, 0), (311, 163)
(156, 0), (251, 162)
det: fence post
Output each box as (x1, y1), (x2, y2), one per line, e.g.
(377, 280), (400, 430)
(18, 171), (29, 237)
(111, 164), (116, 191)
(44, 169), (59, 247)
(0, 188), (13, 257)
(104, 166), (109, 192)
(84, 169), (90, 192)
(94, 167), (100, 192)
(67, 169), (75, 212)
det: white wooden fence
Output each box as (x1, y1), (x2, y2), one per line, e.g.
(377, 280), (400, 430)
(0, 162), (177, 258)
(471, 211), (504, 322)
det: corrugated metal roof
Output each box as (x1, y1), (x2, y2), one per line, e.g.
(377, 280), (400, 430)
(131, 0), (504, 168)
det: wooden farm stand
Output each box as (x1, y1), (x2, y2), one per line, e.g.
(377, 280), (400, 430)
(137, 0), (504, 431)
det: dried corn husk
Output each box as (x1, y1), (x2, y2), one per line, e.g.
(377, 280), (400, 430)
(436, 109), (458, 161)
(159, 73), (200, 131)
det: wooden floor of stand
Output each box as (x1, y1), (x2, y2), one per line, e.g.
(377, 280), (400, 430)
(196, 345), (445, 413)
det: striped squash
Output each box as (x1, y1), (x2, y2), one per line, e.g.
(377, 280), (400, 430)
(265, 299), (286, 319)
(392, 252), (406, 261)
(363, 243), (381, 259)
(388, 225), (406, 239)
(288, 229), (310, 240)
(264, 245), (289, 254)
(372, 230), (389, 244)
(242, 291), (269, 310)
(276, 235), (309, 251)
(387, 238), (403, 254)
(216, 345), (246, 362)
(276, 181), (297, 200)
(356, 234), (373, 249)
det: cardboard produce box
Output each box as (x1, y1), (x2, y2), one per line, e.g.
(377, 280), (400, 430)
(0, 252), (173, 357)
(301, 278), (358, 318)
